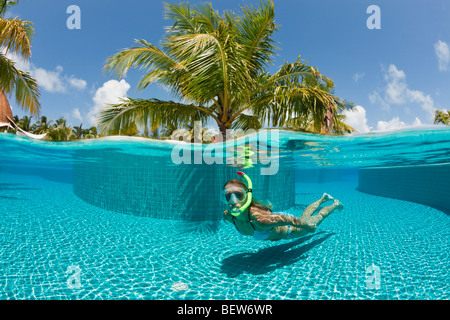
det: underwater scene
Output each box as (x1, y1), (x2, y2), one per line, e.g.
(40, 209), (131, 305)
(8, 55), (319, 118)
(0, 127), (449, 300)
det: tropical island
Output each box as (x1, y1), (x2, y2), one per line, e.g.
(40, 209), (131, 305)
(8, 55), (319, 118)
(1, 1), (448, 142)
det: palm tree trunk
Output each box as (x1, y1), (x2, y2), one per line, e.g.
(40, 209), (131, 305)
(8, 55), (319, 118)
(0, 90), (14, 130)
(321, 103), (335, 134)
(218, 121), (232, 142)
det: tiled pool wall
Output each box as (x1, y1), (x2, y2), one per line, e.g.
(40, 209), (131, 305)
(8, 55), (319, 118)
(295, 168), (359, 184)
(72, 150), (296, 221)
(0, 163), (73, 184)
(358, 164), (450, 214)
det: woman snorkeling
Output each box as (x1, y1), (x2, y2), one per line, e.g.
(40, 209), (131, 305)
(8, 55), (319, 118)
(223, 172), (344, 241)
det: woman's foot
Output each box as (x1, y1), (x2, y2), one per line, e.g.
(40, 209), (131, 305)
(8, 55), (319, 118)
(322, 193), (334, 202)
(334, 199), (344, 211)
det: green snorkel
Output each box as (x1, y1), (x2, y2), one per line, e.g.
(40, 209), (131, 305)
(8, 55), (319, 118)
(230, 171), (253, 217)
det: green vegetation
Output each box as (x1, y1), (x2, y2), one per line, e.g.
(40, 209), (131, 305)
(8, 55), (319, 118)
(434, 110), (449, 126)
(5, 115), (221, 142)
(100, 0), (356, 140)
(3, 1), (447, 143)
(0, 0), (40, 115)
(5, 115), (97, 141)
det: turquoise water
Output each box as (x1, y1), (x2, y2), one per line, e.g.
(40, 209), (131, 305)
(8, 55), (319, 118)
(0, 127), (449, 300)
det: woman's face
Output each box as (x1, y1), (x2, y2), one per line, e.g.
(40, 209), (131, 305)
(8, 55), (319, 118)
(223, 183), (247, 208)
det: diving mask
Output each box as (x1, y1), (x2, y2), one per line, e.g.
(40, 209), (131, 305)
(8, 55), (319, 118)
(223, 172), (253, 217)
(222, 187), (248, 205)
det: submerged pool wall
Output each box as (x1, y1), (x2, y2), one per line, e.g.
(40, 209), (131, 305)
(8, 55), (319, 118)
(358, 164), (450, 214)
(72, 150), (295, 221)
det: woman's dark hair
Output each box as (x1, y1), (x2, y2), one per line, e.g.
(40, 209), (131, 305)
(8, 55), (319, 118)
(223, 179), (273, 212)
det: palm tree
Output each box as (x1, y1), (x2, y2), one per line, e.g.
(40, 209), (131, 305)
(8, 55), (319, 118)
(434, 110), (449, 125)
(73, 123), (84, 139)
(99, 1), (347, 141)
(88, 126), (98, 137)
(284, 72), (356, 134)
(33, 115), (53, 134)
(17, 115), (32, 131)
(0, 0), (40, 118)
(46, 116), (76, 141)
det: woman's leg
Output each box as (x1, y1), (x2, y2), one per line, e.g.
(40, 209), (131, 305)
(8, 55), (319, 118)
(269, 199), (344, 241)
(307, 199), (344, 227)
(300, 193), (334, 218)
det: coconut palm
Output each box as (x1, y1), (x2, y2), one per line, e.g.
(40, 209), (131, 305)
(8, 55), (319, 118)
(46, 116), (76, 141)
(88, 126), (98, 137)
(17, 114), (32, 131)
(100, 1), (347, 140)
(73, 124), (84, 139)
(434, 110), (449, 125)
(282, 72), (356, 134)
(0, 0), (40, 117)
(33, 115), (53, 134)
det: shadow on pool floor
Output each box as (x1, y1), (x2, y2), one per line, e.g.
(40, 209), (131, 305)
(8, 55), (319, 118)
(220, 231), (335, 277)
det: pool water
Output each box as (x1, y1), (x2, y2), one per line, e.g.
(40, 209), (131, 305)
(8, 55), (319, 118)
(0, 128), (449, 300)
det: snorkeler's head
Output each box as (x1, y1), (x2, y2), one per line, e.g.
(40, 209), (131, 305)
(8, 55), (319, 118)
(222, 172), (253, 216)
(223, 179), (247, 203)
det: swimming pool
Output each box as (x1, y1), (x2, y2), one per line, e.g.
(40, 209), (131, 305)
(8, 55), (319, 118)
(0, 128), (449, 300)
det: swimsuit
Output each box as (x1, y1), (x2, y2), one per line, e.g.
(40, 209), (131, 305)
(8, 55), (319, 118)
(231, 210), (296, 240)
(231, 210), (274, 240)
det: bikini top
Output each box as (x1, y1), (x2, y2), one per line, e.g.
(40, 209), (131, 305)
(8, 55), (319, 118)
(231, 209), (273, 233)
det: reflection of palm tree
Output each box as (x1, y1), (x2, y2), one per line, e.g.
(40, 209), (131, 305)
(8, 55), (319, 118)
(0, 1), (40, 118)
(434, 110), (449, 125)
(100, 1), (347, 140)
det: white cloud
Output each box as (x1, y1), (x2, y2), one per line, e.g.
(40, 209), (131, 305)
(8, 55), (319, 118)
(369, 64), (436, 121)
(68, 77), (87, 90)
(342, 105), (425, 134)
(434, 40), (450, 71)
(353, 73), (365, 83)
(33, 66), (66, 93)
(342, 105), (371, 133)
(3, 51), (87, 93)
(368, 90), (391, 111)
(384, 65), (407, 104)
(375, 116), (423, 132)
(87, 79), (131, 126)
(72, 108), (83, 123)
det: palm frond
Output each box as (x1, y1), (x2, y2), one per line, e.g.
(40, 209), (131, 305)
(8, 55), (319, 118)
(0, 52), (40, 114)
(104, 39), (178, 79)
(164, 2), (199, 35)
(235, 0), (278, 75)
(231, 113), (262, 131)
(434, 110), (450, 125)
(97, 98), (210, 135)
(0, 1), (18, 17)
(0, 17), (34, 60)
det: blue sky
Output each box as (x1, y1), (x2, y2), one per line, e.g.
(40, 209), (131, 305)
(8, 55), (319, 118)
(5, 0), (450, 132)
